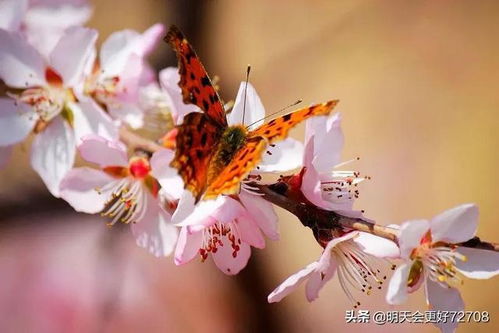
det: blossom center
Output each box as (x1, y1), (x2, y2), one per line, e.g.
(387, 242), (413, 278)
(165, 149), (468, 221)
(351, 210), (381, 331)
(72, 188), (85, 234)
(332, 239), (392, 308)
(129, 157), (151, 179)
(198, 221), (242, 262)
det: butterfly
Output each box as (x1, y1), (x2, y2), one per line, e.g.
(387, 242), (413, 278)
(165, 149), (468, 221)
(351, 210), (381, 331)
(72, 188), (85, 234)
(165, 25), (339, 203)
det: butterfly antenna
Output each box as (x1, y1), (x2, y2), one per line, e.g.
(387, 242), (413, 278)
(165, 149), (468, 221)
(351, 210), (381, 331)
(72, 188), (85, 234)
(246, 99), (303, 129)
(242, 64), (251, 125)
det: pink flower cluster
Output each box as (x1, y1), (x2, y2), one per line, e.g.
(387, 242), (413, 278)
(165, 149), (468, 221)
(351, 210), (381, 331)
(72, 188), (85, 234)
(0, 2), (497, 332)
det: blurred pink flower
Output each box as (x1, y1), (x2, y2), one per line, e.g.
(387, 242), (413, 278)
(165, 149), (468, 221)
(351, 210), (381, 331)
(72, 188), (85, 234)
(0, 27), (116, 196)
(301, 112), (367, 219)
(60, 135), (178, 257)
(386, 203), (499, 333)
(0, 0), (92, 57)
(84, 24), (165, 129)
(268, 231), (399, 304)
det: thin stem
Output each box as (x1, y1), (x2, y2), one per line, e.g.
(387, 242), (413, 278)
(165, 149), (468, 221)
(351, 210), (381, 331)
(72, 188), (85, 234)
(119, 126), (163, 153)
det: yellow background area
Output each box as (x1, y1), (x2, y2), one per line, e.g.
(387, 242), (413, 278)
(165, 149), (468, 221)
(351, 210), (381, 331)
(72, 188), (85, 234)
(0, 0), (497, 332)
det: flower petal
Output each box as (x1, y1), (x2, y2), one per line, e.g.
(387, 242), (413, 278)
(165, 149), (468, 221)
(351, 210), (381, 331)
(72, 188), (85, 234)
(0, 29), (45, 88)
(239, 191), (279, 240)
(71, 99), (119, 143)
(30, 117), (75, 197)
(131, 192), (178, 257)
(171, 191), (196, 225)
(305, 261), (337, 302)
(425, 279), (464, 333)
(455, 247), (499, 279)
(354, 232), (400, 258)
(159, 67), (199, 124)
(398, 219), (430, 259)
(257, 138), (304, 173)
(59, 167), (114, 213)
(430, 203), (478, 243)
(237, 215), (265, 249)
(100, 28), (140, 78)
(306, 112), (343, 172)
(0, 98), (36, 145)
(385, 263), (411, 305)
(268, 262), (319, 303)
(150, 149), (184, 199)
(318, 232), (359, 271)
(228, 82), (265, 128)
(174, 226), (202, 265)
(212, 240), (252, 275)
(77, 134), (128, 168)
(301, 136), (325, 208)
(139, 23), (165, 56)
(0, 0), (27, 31)
(50, 26), (97, 86)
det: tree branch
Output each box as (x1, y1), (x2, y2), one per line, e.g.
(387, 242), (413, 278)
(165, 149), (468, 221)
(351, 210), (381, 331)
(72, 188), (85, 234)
(118, 129), (499, 252)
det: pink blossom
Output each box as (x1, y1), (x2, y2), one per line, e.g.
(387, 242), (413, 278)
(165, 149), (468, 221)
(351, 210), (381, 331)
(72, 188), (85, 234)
(268, 231), (399, 304)
(0, 0), (92, 57)
(83, 24), (165, 129)
(386, 204), (499, 333)
(301, 112), (367, 219)
(0, 27), (116, 196)
(59, 135), (178, 257)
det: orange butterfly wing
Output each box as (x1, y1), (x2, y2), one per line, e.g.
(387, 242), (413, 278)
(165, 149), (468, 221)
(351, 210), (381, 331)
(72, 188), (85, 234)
(171, 112), (223, 202)
(250, 100), (339, 144)
(204, 137), (267, 200)
(165, 25), (227, 127)
(203, 100), (339, 199)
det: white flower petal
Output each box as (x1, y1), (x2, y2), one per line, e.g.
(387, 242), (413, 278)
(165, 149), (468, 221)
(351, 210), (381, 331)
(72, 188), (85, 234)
(237, 215), (265, 249)
(318, 232), (359, 271)
(171, 191), (196, 225)
(77, 134), (127, 168)
(0, 29), (45, 88)
(30, 117), (75, 197)
(257, 138), (303, 173)
(306, 112), (343, 172)
(0, 98), (36, 145)
(100, 29), (141, 77)
(425, 279), (464, 333)
(386, 263), (411, 305)
(0, 0), (27, 31)
(305, 262), (337, 302)
(175, 196), (229, 227)
(239, 191), (279, 240)
(228, 82), (265, 128)
(50, 26), (97, 86)
(174, 226), (203, 265)
(150, 149), (184, 199)
(430, 203), (478, 243)
(140, 23), (165, 56)
(212, 240), (251, 275)
(268, 262), (319, 303)
(131, 192), (178, 257)
(354, 232), (400, 258)
(59, 167), (114, 213)
(108, 102), (144, 129)
(71, 99), (118, 143)
(455, 247), (499, 279)
(398, 219), (430, 259)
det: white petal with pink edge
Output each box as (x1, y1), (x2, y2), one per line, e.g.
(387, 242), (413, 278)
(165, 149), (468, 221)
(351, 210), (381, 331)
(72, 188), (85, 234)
(71, 99), (118, 143)
(174, 226), (203, 265)
(59, 167), (115, 213)
(131, 192), (178, 257)
(30, 117), (76, 197)
(0, 98), (36, 146)
(228, 82), (265, 128)
(77, 134), (128, 168)
(268, 262), (319, 303)
(239, 191), (279, 240)
(354, 232), (400, 258)
(257, 138), (303, 173)
(430, 203), (478, 244)
(50, 26), (97, 87)
(212, 240), (251, 275)
(150, 149), (184, 199)
(385, 263), (411, 305)
(425, 279), (464, 333)
(398, 219), (430, 259)
(305, 262), (337, 302)
(0, 0), (27, 31)
(455, 246), (499, 279)
(0, 29), (45, 88)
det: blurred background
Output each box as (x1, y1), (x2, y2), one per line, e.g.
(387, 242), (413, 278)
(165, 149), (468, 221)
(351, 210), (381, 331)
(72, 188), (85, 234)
(1, 0), (498, 332)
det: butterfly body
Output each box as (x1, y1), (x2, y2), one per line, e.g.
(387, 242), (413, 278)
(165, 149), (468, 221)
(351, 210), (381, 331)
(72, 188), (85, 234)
(166, 26), (339, 203)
